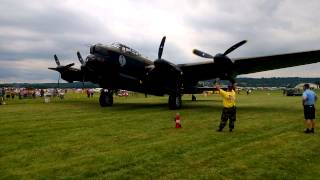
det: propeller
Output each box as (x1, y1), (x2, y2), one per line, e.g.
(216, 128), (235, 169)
(158, 36), (166, 59)
(48, 54), (75, 72)
(193, 40), (247, 59)
(153, 36), (182, 72)
(192, 40), (247, 84)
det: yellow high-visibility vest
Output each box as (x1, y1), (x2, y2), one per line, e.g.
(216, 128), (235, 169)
(219, 89), (236, 108)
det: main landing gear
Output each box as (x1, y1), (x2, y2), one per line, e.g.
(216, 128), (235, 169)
(168, 94), (182, 110)
(192, 94), (197, 101)
(99, 89), (113, 107)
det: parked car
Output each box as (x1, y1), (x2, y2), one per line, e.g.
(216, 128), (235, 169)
(285, 88), (302, 96)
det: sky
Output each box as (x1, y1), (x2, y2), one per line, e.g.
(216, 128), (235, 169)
(1, 0), (320, 83)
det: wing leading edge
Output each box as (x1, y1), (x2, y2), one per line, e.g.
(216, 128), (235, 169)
(233, 50), (320, 75)
(179, 49), (320, 82)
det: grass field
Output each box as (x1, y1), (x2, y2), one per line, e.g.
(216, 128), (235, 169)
(1, 90), (320, 179)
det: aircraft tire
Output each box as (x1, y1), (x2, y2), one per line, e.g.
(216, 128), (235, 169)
(168, 94), (182, 110)
(99, 90), (113, 107)
(192, 95), (197, 101)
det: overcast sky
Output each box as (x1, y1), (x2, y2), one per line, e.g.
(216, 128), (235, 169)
(1, 0), (320, 83)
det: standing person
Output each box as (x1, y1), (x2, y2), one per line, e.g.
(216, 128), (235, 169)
(86, 89), (90, 98)
(0, 88), (6, 105)
(10, 90), (15, 99)
(216, 84), (237, 132)
(302, 84), (317, 133)
(0, 87), (3, 104)
(90, 89), (94, 98)
(1, 88), (5, 98)
(40, 89), (44, 97)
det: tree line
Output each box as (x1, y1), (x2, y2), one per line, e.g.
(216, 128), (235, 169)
(1, 77), (320, 88)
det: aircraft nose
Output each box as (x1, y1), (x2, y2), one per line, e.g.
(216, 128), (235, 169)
(83, 54), (106, 71)
(90, 44), (109, 57)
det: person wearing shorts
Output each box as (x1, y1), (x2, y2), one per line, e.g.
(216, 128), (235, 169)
(302, 84), (317, 133)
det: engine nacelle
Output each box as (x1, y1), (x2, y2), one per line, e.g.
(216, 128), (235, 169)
(214, 53), (233, 66)
(145, 59), (183, 94)
(60, 68), (83, 83)
(154, 59), (182, 74)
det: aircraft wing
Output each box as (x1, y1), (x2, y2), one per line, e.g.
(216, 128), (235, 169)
(179, 50), (320, 82)
(233, 50), (320, 75)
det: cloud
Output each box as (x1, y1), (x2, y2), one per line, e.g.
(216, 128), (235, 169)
(187, 1), (320, 56)
(0, 59), (60, 83)
(1, 0), (320, 83)
(0, 0), (113, 60)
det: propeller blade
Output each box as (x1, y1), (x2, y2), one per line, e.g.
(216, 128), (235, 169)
(49, 63), (74, 71)
(158, 36), (166, 59)
(193, 49), (214, 59)
(48, 67), (58, 71)
(77, 51), (84, 65)
(223, 40), (247, 56)
(64, 63), (75, 69)
(54, 54), (61, 66)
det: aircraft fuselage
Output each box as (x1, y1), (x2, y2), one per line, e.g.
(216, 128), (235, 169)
(85, 44), (161, 94)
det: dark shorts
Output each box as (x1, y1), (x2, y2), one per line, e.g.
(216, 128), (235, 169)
(304, 105), (315, 120)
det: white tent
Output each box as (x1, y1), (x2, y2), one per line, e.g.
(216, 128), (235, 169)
(295, 83), (319, 90)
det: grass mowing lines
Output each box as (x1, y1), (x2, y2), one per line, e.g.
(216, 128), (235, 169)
(1, 90), (320, 179)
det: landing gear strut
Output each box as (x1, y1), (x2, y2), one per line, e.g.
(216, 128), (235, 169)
(168, 94), (182, 110)
(99, 89), (113, 107)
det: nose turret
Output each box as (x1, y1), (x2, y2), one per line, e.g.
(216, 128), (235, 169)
(90, 44), (110, 57)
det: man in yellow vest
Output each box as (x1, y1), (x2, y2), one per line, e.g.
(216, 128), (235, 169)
(216, 84), (237, 132)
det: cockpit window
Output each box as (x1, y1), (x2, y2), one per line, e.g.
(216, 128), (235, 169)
(111, 43), (141, 56)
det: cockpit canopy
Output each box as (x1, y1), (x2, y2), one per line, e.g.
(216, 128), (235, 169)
(111, 43), (141, 56)
(89, 43), (142, 58)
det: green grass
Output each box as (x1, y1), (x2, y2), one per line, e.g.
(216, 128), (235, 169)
(0, 90), (320, 179)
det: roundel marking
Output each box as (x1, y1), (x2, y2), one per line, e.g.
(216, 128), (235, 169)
(119, 55), (126, 67)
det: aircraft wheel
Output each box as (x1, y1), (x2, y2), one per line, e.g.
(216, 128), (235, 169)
(168, 94), (182, 110)
(192, 95), (197, 101)
(99, 90), (113, 107)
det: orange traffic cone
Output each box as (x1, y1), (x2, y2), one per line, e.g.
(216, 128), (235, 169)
(175, 112), (182, 128)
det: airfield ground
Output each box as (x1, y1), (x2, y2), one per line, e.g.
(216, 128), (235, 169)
(1, 90), (320, 179)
